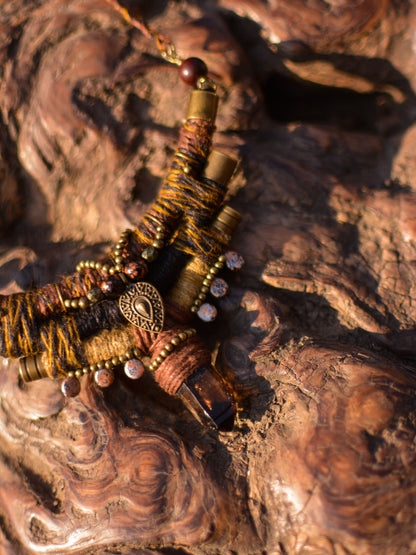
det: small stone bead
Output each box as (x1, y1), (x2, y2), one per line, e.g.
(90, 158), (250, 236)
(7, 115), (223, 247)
(179, 57), (208, 86)
(124, 261), (147, 280)
(61, 376), (81, 398)
(210, 277), (229, 298)
(141, 246), (158, 262)
(225, 251), (245, 271)
(78, 297), (89, 309)
(94, 368), (115, 388)
(197, 303), (217, 322)
(87, 288), (104, 303)
(152, 239), (164, 249)
(124, 358), (145, 380)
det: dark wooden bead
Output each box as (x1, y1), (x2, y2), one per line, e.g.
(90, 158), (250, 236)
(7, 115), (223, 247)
(100, 277), (122, 295)
(179, 57), (208, 86)
(124, 358), (145, 380)
(94, 368), (115, 388)
(61, 376), (81, 398)
(124, 261), (148, 281)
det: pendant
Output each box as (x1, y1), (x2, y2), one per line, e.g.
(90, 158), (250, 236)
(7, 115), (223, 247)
(119, 282), (164, 333)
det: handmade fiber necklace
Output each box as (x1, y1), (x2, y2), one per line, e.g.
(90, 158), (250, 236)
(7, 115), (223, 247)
(0, 2), (244, 430)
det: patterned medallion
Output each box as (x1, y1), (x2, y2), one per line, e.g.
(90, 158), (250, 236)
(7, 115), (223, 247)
(119, 282), (164, 333)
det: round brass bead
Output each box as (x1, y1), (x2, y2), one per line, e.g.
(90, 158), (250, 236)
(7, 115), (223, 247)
(83, 367), (90, 374)
(115, 249), (122, 256)
(67, 371), (75, 378)
(148, 363), (155, 371)
(198, 293), (206, 301)
(90, 364), (98, 373)
(218, 254), (226, 263)
(214, 261), (224, 269)
(119, 354), (128, 363)
(97, 361), (105, 370)
(171, 337), (181, 346)
(190, 305), (198, 313)
(203, 276), (213, 285)
(155, 356), (163, 365)
(200, 286), (209, 294)
(178, 332), (187, 341)
(165, 343), (174, 352)
(78, 297), (89, 309)
(75, 369), (83, 378)
(209, 267), (219, 275)
(79, 261), (85, 268)
(141, 247), (158, 262)
(109, 267), (116, 275)
(70, 299), (79, 309)
(115, 256), (123, 265)
(156, 226), (164, 233)
(160, 349), (168, 358)
(194, 299), (202, 307)
(64, 299), (72, 308)
(133, 349), (140, 358)
(115, 264), (123, 273)
(105, 360), (112, 369)
(152, 239), (164, 249)
(102, 264), (110, 273)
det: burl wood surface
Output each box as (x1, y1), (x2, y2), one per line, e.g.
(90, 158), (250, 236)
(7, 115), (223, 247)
(1, 1), (416, 553)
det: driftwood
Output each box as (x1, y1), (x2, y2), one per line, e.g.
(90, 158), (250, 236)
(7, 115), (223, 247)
(1, 0), (416, 553)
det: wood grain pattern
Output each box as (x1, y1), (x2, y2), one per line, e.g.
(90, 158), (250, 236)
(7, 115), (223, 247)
(1, 0), (416, 553)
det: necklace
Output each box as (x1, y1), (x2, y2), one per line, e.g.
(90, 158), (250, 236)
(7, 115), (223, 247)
(0, 0), (244, 431)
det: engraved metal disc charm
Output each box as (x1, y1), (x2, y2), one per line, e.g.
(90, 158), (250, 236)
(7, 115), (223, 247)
(119, 282), (164, 333)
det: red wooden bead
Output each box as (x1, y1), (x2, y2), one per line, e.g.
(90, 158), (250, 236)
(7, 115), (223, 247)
(61, 377), (81, 397)
(179, 57), (208, 86)
(100, 277), (122, 295)
(124, 261), (148, 281)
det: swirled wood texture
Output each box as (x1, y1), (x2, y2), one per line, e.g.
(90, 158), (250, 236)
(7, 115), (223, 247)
(1, 0), (416, 553)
